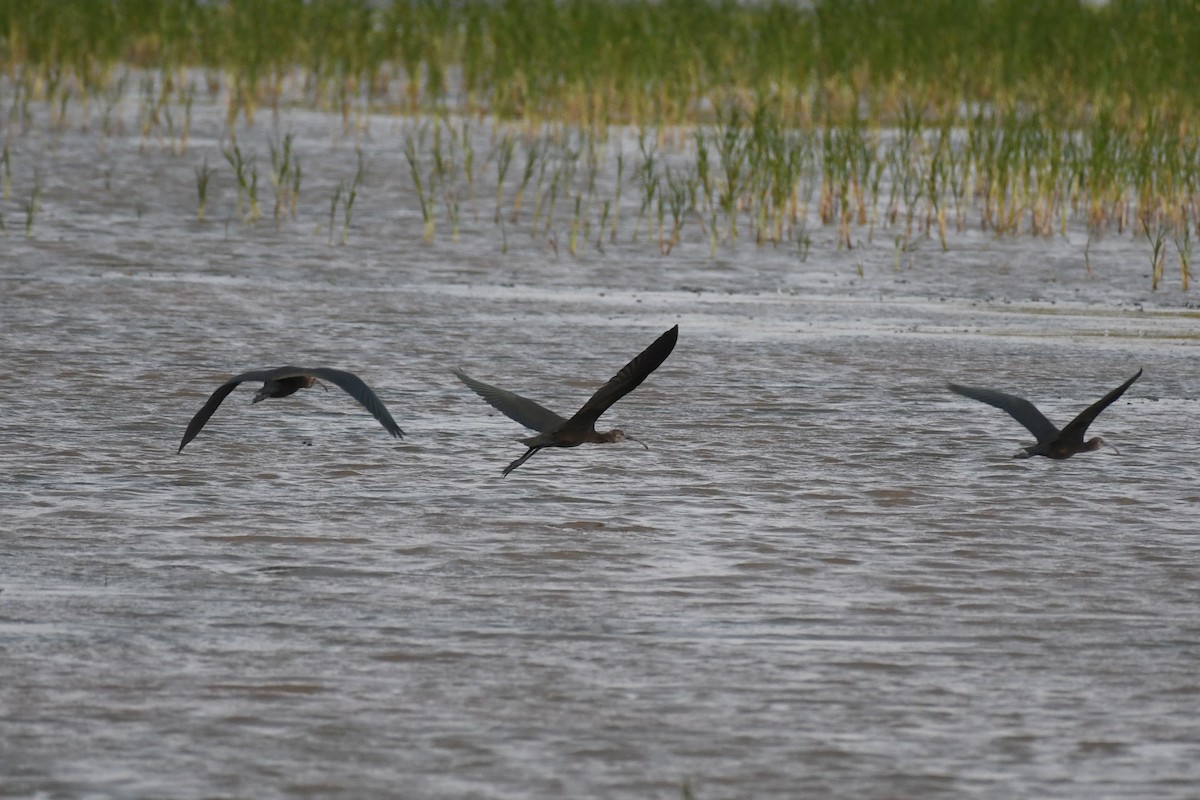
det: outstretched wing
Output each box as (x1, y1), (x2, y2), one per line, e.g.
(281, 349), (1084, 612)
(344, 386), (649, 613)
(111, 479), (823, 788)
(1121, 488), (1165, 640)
(1058, 369), (1142, 445)
(453, 368), (566, 433)
(178, 369), (275, 452)
(307, 367), (405, 439)
(947, 382), (1059, 444)
(571, 325), (679, 427)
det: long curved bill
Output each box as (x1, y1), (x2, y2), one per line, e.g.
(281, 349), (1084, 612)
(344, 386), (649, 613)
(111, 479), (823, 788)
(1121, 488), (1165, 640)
(625, 434), (650, 451)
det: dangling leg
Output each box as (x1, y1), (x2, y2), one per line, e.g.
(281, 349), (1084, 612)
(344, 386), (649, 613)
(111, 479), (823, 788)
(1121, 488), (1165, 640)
(502, 446), (545, 477)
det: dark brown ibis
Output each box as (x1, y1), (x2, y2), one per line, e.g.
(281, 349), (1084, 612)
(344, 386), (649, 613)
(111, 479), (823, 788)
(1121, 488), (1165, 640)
(179, 366), (403, 452)
(948, 369), (1142, 459)
(454, 325), (679, 476)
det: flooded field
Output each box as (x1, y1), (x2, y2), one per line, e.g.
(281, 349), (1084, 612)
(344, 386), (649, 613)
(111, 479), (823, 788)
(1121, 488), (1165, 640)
(3, 94), (1200, 799)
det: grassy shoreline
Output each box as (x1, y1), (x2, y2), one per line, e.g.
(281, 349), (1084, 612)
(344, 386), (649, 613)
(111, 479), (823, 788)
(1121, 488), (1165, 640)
(4, 0), (1199, 124)
(1, 0), (1197, 278)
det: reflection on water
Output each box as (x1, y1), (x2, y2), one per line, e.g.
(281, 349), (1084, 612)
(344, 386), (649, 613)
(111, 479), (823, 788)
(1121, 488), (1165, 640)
(2, 95), (1200, 799)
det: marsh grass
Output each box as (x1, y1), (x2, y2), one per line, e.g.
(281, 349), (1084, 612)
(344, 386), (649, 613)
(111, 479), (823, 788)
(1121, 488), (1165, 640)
(403, 129), (435, 242)
(1175, 226), (1193, 291)
(1, 145), (11, 200)
(221, 143), (260, 222)
(3, 0), (1199, 279)
(194, 156), (213, 221)
(492, 132), (516, 225)
(329, 149), (364, 245)
(13, 0), (1185, 130)
(341, 150), (364, 245)
(327, 181), (343, 246)
(268, 130), (301, 224)
(1144, 218), (1170, 291)
(23, 169), (41, 238)
(384, 97), (1197, 285)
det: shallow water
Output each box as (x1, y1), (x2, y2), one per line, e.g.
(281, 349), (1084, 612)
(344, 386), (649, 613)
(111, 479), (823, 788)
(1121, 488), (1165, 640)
(3, 92), (1200, 799)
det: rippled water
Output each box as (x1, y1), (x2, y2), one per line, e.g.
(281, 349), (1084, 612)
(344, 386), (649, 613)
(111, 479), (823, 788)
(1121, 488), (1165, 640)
(3, 94), (1200, 799)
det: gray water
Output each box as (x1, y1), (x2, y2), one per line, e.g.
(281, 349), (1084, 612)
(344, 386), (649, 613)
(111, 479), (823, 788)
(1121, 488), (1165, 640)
(3, 91), (1200, 799)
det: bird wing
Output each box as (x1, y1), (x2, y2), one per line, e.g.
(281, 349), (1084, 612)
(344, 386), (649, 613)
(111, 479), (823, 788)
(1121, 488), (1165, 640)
(453, 368), (567, 432)
(1058, 369), (1142, 445)
(178, 369), (276, 452)
(947, 382), (1060, 443)
(307, 367), (405, 439)
(571, 325), (679, 427)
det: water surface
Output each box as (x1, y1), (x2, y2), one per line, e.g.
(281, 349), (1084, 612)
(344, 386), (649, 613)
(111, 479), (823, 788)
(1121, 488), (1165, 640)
(2, 94), (1199, 799)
